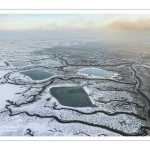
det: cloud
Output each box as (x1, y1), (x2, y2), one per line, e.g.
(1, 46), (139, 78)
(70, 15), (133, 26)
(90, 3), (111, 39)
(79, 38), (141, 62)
(104, 18), (150, 32)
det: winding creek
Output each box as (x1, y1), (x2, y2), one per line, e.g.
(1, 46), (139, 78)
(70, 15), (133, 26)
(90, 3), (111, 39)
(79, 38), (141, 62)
(131, 66), (150, 122)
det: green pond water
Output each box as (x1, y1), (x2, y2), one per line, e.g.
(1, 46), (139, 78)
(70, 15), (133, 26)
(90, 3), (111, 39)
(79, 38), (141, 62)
(11, 61), (31, 67)
(79, 68), (114, 78)
(20, 69), (54, 80)
(50, 86), (94, 107)
(41, 59), (62, 67)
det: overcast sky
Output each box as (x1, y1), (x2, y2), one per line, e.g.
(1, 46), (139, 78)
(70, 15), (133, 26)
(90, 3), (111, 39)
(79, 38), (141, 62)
(0, 14), (150, 40)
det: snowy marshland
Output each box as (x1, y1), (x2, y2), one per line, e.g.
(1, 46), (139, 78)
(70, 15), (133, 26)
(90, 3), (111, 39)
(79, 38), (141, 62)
(0, 39), (150, 136)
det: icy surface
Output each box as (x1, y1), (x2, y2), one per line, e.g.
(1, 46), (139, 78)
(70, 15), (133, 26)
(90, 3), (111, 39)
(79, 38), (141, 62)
(41, 59), (62, 67)
(78, 68), (115, 78)
(0, 84), (21, 110)
(10, 61), (31, 68)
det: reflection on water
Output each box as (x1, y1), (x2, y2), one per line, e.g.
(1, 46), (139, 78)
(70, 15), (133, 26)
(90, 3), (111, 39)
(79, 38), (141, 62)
(79, 68), (114, 78)
(11, 61), (31, 67)
(50, 86), (94, 107)
(20, 69), (54, 80)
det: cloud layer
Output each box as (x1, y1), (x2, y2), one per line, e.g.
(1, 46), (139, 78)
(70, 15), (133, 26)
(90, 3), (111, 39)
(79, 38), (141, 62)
(104, 18), (150, 32)
(1, 14), (150, 40)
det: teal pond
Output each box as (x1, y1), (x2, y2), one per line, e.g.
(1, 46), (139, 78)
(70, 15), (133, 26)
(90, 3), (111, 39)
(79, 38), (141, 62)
(50, 86), (95, 107)
(11, 61), (31, 67)
(41, 59), (62, 67)
(78, 68), (114, 78)
(20, 69), (54, 80)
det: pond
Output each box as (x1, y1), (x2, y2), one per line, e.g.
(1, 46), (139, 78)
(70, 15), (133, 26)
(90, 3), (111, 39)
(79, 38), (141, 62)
(78, 68), (114, 78)
(41, 59), (62, 67)
(11, 61), (31, 67)
(50, 86), (95, 107)
(20, 69), (54, 80)
(31, 56), (42, 60)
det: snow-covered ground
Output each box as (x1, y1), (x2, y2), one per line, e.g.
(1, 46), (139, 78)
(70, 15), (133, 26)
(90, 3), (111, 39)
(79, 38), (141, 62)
(0, 84), (21, 110)
(0, 39), (150, 136)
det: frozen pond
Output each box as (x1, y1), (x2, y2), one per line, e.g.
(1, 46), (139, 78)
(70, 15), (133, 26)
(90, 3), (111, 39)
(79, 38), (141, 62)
(50, 86), (94, 107)
(31, 56), (43, 60)
(20, 69), (54, 80)
(78, 68), (114, 78)
(41, 59), (62, 67)
(11, 61), (31, 67)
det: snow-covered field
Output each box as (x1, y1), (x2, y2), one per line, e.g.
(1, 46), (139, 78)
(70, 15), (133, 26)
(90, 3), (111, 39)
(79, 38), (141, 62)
(0, 39), (150, 136)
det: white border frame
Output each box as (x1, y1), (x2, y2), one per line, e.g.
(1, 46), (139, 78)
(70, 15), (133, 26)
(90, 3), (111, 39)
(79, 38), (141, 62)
(0, 8), (150, 143)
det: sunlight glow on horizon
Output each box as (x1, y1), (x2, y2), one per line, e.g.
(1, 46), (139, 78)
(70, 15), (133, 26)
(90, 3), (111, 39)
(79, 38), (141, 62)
(1, 14), (150, 31)
(1, 14), (150, 40)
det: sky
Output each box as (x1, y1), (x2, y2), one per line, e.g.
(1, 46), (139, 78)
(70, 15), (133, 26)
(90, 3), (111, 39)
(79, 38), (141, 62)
(0, 14), (150, 40)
